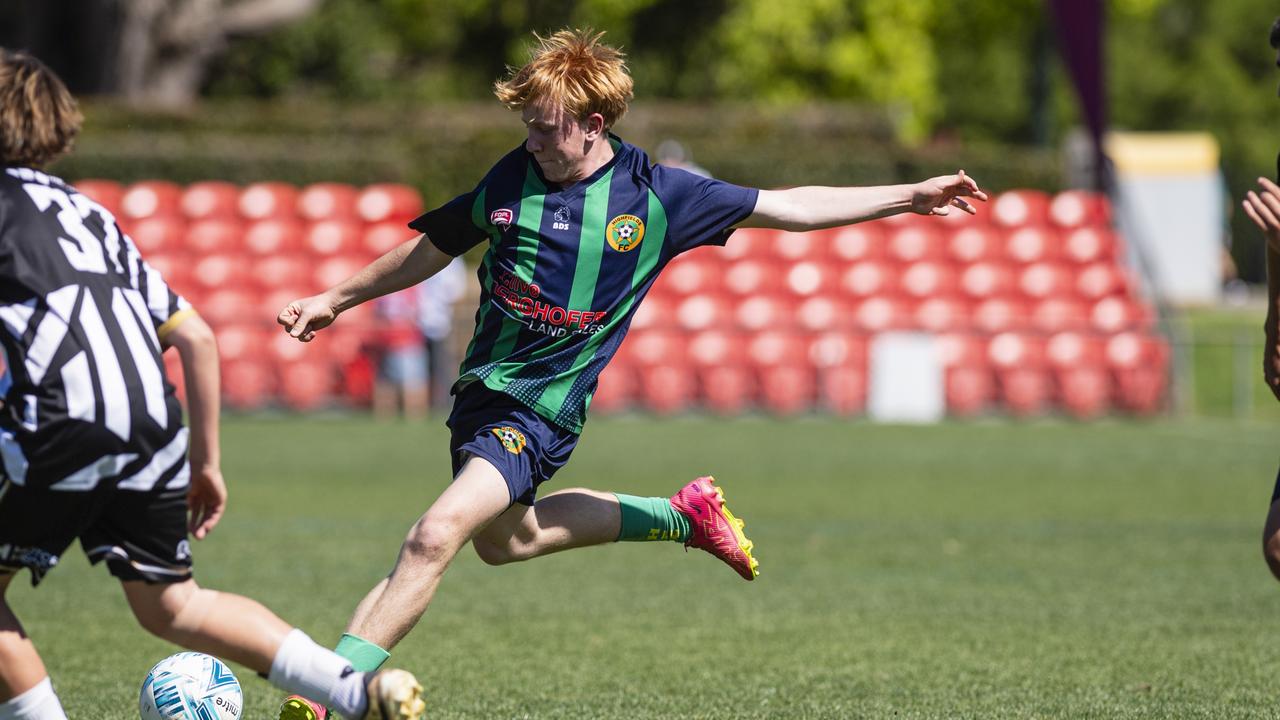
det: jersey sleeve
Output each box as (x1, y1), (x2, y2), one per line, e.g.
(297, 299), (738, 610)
(651, 164), (759, 255)
(118, 230), (193, 338)
(408, 186), (487, 257)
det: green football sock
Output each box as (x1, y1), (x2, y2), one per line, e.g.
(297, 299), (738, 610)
(614, 494), (691, 543)
(334, 633), (390, 673)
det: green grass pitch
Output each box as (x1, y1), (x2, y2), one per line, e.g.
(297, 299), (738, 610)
(11, 415), (1280, 719)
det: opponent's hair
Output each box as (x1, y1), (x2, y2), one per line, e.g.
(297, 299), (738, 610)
(493, 28), (633, 129)
(0, 49), (81, 168)
(1271, 17), (1280, 49)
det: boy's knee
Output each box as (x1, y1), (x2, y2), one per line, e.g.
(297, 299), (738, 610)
(471, 536), (535, 566)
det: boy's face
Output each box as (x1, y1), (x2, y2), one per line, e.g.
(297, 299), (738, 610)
(521, 101), (602, 184)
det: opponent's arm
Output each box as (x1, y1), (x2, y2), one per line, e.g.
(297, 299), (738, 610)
(278, 233), (454, 342)
(161, 312), (225, 539)
(742, 171), (988, 231)
(1242, 177), (1280, 401)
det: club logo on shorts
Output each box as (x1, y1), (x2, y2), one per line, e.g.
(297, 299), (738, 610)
(492, 426), (527, 455)
(606, 214), (645, 252)
(490, 208), (514, 228)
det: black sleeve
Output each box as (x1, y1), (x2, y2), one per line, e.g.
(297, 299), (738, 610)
(408, 189), (487, 257)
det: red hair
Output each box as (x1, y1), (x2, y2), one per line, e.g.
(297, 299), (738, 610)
(493, 29), (633, 129)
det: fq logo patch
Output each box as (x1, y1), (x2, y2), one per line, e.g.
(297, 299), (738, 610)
(606, 214), (644, 252)
(490, 208), (514, 228)
(492, 426), (527, 455)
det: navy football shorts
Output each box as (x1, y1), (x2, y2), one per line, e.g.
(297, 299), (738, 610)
(447, 381), (580, 506)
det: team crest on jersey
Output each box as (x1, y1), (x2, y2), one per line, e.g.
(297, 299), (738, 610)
(606, 214), (644, 252)
(491, 426), (527, 454)
(490, 208), (514, 228)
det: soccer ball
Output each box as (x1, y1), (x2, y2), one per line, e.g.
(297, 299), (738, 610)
(139, 652), (242, 720)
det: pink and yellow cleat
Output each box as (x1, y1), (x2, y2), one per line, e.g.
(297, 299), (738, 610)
(278, 669), (424, 720)
(670, 476), (759, 581)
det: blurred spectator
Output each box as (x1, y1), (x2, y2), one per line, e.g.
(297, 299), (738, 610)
(415, 257), (468, 409)
(656, 139), (710, 178)
(371, 289), (428, 420)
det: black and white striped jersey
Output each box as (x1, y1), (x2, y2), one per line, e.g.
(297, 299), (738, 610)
(0, 167), (192, 492)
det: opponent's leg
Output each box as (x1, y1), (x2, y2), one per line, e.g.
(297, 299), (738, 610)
(472, 477), (759, 580)
(344, 454), (511, 650)
(123, 579), (424, 720)
(0, 572), (68, 719)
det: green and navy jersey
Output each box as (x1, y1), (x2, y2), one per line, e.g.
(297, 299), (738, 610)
(409, 136), (758, 433)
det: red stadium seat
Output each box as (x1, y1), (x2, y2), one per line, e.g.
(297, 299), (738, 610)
(356, 184), (423, 224)
(723, 259), (782, 296)
(945, 365), (993, 417)
(638, 364), (696, 414)
(631, 293), (674, 331)
(1017, 262), (1074, 300)
(971, 296), (1029, 333)
(913, 296), (971, 332)
(676, 294), (733, 332)
(125, 216), (186, 255)
(1075, 262), (1129, 301)
(1057, 365), (1110, 419)
(795, 296), (853, 333)
(313, 255), (368, 291)
(191, 253), (249, 293)
(243, 220), (303, 256)
(784, 261), (839, 298)
(830, 225), (886, 263)
(74, 179), (124, 217)
(163, 351), (186, 406)
(297, 183), (359, 221)
(1004, 226), (1059, 264)
(143, 252), (194, 299)
(620, 330), (686, 367)
(184, 219), (243, 256)
(935, 332), (986, 368)
(770, 230), (830, 263)
(746, 330), (806, 368)
(214, 324), (270, 364)
(886, 226), (945, 264)
(808, 332), (868, 370)
(1049, 190), (1111, 229)
(987, 332), (1045, 370)
(947, 226), (1003, 265)
(734, 294), (795, 332)
(196, 287), (256, 327)
(853, 296), (908, 332)
(818, 365), (867, 415)
(899, 261), (957, 300)
(362, 221), (413, 257)
(180, 181), (240, 220)
(121, 181), (183, 220)
(251, 254), (312, 292)
(758, 364), (815, 415)
(319, 324), (374, 365)
(278, 358), (337, 411)
(239, 182), (299, 221)
(1106, 333), (1168, 415)
(1030, 297), (1089, 333)
(1045, 332), (1104, 370)
(1090, 296), (1143, 334)
(841, 261), (899, 300)
(1062, 226), (1118, 265)
(998, 367), (1052, 416)
(699, 364), (755, 415)
(261, 286), (313, 325)
(221, 358), (274, 411)
(959, 262), (1016, 300)
(591, 361), (637, 414)
(720, 228), (772, 261)
(686, 330), (745, 369)
(267, 327), (312, 364)
(303, 220), (363, 257)
(990, 190), (1051, 228)
(663, 256), (722, 297)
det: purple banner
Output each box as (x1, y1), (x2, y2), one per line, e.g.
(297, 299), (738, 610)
(1047, 0), (1107, 187)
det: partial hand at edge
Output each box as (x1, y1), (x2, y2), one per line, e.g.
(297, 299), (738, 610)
(187, 464), (227, 540)
(910, 170), (990, 217)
